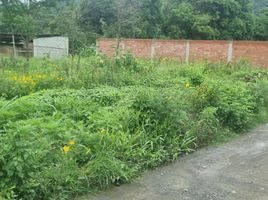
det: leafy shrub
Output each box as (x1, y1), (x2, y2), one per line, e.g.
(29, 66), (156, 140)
(189, 81), (219, 112)
(1, 57), (268, 200)
(217, 83), (256, 131)
(190, 107), (220, 146)
(189, 80), (257, 132)
(0, 87), (195, 199)
(232, 69), (268, 82)
(180, 64), (206, 86)
(0, 73), (64, 99)
(113, 53), (154, 73)
(114, 53), (139, 71)
(252, 80), (268, 109)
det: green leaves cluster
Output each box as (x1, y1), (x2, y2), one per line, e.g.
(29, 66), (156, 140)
(79, 0), (268, 40)
(1, 56), (268, 199)
(0, 87), (195, 199)
(1, 0), (267, 51)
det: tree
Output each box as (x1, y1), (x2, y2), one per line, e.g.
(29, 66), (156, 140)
(80, 0), (116, 35)
(1, 0), (267, 55)
(0, 0), (24, 33)
(80, 0), (140, 39)
(0, 0), (37, 63)
(254, 8), (268, 40)
(112, 0), (140, 38)
(161, 0), (256, 40)
(190, 0), (255, 39)
(49, 3), (90, 53)
(253, 0), (268, 13)
(162, 1), (216, 39)
(137, 0), (163, 38)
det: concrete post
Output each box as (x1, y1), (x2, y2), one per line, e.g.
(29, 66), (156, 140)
(185, 40), (190, 64)
(121, 39), (125, 54)
(96, 39), (99, 53)
(151, 39), (156, 60)
(227, 40), (233, 63)
(12, 34), (17, 58)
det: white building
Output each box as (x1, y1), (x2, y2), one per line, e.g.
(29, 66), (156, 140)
(33, 36), (69, 59)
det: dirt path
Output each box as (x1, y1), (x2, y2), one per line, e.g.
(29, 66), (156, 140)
(82, 124), (268, 200)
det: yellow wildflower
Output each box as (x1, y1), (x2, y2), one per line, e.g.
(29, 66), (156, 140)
(10, 75), (17, 81)
(185, 83), (191, 88)
(57, 77), (64, 81)
(63, 145), (71, 154)
(31, 80), (37, 86)
(86, 148), (92, 155)
(69, 140), (75, 145)
(100, 128), (106, 134)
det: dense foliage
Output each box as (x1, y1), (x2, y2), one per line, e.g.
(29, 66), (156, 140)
(0, 0), (267, 51)
(0, 1), (268, 199)
(0, 55), (268, 199)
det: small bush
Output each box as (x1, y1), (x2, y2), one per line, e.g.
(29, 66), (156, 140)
(189, 81), (219, 112)
(0, 73), (64, 99)
(181, 64), (206, 86)
(190, 107), (220, 146)
(0, 57), (268, 200)
(114, 53), (139, 71)
(217, 83), (256, 131)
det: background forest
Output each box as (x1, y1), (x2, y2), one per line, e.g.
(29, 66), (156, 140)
(0, 0), (267, 52)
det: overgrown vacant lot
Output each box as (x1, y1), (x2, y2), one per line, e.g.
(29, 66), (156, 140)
(0, 55), (268, 200)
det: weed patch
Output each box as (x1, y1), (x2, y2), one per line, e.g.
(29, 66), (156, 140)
(0, 57), (268, 199)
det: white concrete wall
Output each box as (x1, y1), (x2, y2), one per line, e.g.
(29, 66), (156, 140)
(33, 36), (69, 59)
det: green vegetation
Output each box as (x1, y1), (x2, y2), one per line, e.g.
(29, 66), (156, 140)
(0, 0), (267, 54)
(0, 55), (268, 199)
(0, 0), (267, 199)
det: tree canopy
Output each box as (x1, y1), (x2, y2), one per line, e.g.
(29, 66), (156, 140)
(0, 0), (267, 49)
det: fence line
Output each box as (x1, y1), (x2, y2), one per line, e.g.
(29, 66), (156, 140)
(0, 45), (68, 58)
(33, 45), (68, 50)
(0, 46), (67, 50)
(97, 38), (268, 67)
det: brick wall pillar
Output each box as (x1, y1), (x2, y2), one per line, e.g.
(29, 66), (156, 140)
(185, 40), (190, 64)
(151, 39), (156, 60)
(227, 40), (233, 62)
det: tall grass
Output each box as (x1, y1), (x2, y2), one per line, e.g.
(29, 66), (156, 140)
(0, 54), (268, 199)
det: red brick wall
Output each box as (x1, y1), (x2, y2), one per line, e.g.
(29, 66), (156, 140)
(233, 41), (268, 67)
(154, 39), (185, 61)
(190, 40), (228, 62)
(97, 38), (268, 67)
(124, 39), (152, 58)
(97, 38), (119, 57)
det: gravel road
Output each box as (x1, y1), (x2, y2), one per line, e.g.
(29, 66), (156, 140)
(81, 124), (268, 200)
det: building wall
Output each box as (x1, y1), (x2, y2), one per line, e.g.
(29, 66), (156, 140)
(33, 37), (69, 59)
(0, 44), (31, 57)
(154, 40), (185, 61)
(233, 41), (268, 67)
(125, 39), (152, 58)
(97, 38), (268, 67)
(189, 40), (228, 62)
(0, 45), (13, 56)
(97, 38), (118, 57)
